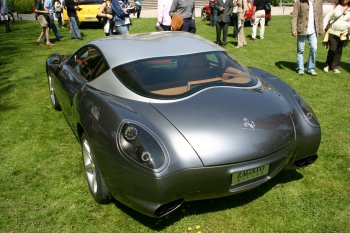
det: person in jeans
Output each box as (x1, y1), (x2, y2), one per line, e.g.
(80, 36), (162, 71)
(251, 0), (268, 39)
(169, 0), (196, 33)
(66, 0), (82, 39)
(231, 0), (239, 39)
(44, 0), (63, 41)
(291, 0), (323, 76)
(214, 0), (233, 46)
(54, 0), (63, 28)
(209, 0), (217, 27)
(322, 0), (350, 74)
(111, 0), (132, 35)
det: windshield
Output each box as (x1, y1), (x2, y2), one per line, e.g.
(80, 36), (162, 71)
(113, 51), (257, 99)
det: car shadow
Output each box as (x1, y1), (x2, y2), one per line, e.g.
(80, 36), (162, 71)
(112, 169), (303, 230)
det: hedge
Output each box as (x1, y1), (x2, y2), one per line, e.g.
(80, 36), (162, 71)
(8, 0), (42, 13)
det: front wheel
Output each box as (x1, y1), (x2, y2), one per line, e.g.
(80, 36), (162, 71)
(81, 133), (111, 203)
(47, 73), (61, 111)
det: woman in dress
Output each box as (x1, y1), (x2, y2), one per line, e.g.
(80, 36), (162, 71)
(236, 0), (248, 48)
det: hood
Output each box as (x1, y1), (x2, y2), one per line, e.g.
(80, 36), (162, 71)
(150, 87), (295, 166)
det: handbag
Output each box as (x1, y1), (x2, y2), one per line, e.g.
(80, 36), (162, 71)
(96, 14), (107, 24)
(171, 13), (183, 31)
(264, 2), (271, 13)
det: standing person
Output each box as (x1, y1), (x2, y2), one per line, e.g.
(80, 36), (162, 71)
(236, 0), (248, 48)
(215, 0), (233, 46)
(251, 0), (268, 40)
(0, 0), (11, 32)
(34, 0), (53, 45)
(44, 0), (63, 41)
(111, 0), (133, 35)
(54, 0), (63, 28)
(322, 0), (350, 74)
(231, 0), (239, 39)
(134, 0), (141, 18)
(66, 0), (82, 39)
(156, 0), (172, 31)
(209, 0), (216, 27)
(97, 0), (114, 35)
(291, 0), (323, 76)
(169, 0), (196, 33)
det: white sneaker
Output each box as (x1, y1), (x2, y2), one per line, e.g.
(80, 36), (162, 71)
(323, 66), (329, 73)
(308, 69), (317, 76)
(334, 68), (341, 74)
(298, 70), (304, 75)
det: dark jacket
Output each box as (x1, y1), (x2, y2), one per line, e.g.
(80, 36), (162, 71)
(215, 0), (233, 23)
(111, 0), (130, 26)
(65, 0), (78, 17)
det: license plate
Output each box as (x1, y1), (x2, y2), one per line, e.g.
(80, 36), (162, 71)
(231, 164), (269, 186)
(85, 17), (97, 21)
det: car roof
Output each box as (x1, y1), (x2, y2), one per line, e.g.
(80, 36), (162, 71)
(88, 31), (225, 68)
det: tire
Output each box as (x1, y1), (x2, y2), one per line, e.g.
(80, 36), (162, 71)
(81, 133), (111, 204)
(47, 73), (61, 111)
(201, 9), (208, 21)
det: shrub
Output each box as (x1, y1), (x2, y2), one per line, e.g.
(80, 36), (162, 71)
(12, 0), (35, 13)
(270, 0), (295, 6)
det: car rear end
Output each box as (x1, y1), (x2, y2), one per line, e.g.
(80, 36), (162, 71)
(63, 0), (102, 25)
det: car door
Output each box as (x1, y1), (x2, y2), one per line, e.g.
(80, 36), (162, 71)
(55, 46), (105, 125)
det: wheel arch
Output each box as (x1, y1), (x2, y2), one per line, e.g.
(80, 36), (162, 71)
(76, 122), (85, 142)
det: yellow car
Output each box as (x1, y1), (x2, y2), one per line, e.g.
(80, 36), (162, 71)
(63, 0), (103, 24)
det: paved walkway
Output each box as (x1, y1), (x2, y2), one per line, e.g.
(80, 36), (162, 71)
(15, 6), (293, 21)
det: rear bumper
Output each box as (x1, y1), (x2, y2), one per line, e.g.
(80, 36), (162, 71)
(109, 144), (295, 217)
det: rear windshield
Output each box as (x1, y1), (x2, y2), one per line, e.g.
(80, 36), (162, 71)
(113, 51), (257, 99)
(79, 0), (102, 5)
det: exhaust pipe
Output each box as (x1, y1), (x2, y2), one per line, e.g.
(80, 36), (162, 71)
(155, 199), (184, 217)
(294, 154), (318, 167)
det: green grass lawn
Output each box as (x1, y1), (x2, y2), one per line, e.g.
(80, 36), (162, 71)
(0, 16), (349, 232)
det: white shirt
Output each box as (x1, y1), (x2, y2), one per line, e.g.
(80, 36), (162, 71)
(307, 0), (316, 35)
(157, 0), (172, 26)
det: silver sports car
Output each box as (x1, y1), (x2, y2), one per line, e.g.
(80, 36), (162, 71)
(46, 31), (321, 217)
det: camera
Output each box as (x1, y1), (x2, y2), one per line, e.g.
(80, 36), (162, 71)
(127, 6), (136, 14)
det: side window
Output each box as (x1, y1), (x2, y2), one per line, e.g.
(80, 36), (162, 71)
(70, 46), (108, 81)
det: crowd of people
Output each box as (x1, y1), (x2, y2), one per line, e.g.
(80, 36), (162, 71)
(29, 0), (350, 74)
